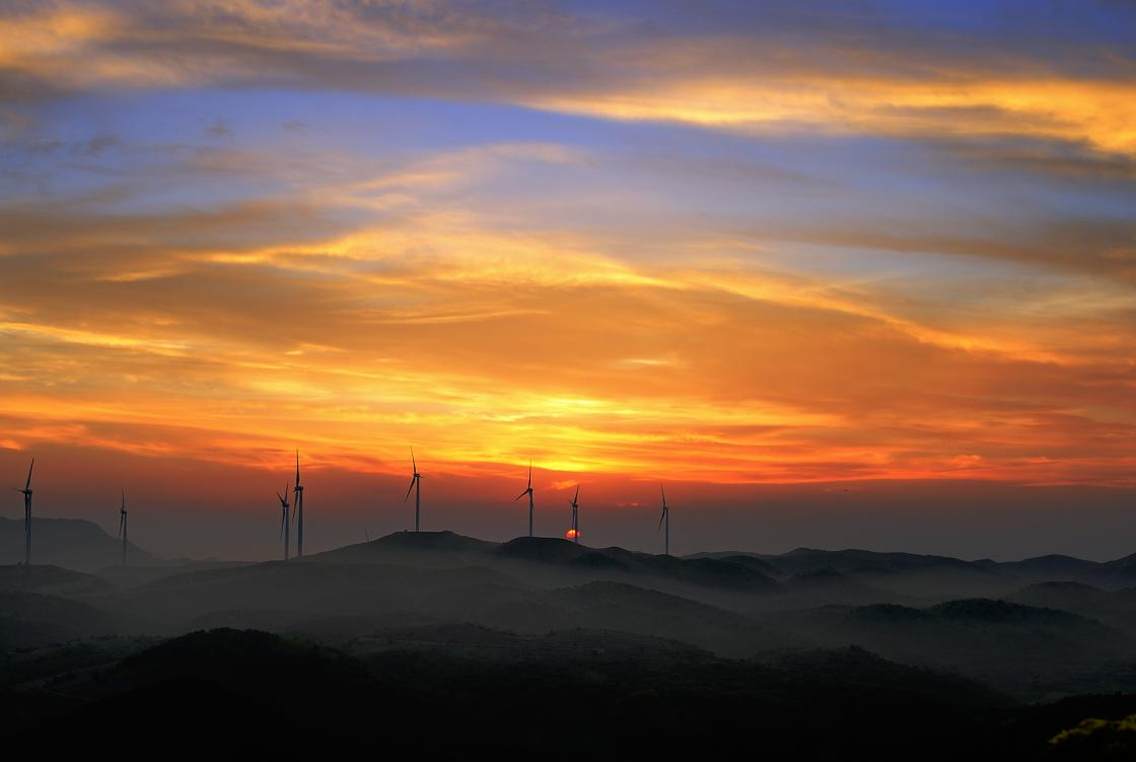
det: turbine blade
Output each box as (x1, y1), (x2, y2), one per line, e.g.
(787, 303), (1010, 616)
(410, 446), (416, 473)
(657, 508), (666, 530)
(403, 477), (416, 502)
(295, 450), (300, 484)
(514, 489), (529, 501)
(527, 459), (532, 488)
(25, 459), (34, 490)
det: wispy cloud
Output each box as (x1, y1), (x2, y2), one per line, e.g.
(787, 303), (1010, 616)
(0, 0), (1133, 493)
(4, 1), (1135, 156)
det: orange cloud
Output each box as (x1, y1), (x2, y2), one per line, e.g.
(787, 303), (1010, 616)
(530, 76), (1136, 157)
(1, 4), (1133, 497)
(1, 211), (1132, 489)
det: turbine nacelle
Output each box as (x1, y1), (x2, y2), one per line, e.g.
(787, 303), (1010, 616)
(118, 489), (127, 538)
(15, 458), (33, 498)
(568, 485), (580, 543)
(515, 459), (534, 502)
(278, 480), (292, 559)
(292, 451), (305, 558)
(658, 485), (671, 555)
(517, 460), (536, 537)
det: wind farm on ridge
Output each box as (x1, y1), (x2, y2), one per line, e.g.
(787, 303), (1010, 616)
(8, 450), (681, 567)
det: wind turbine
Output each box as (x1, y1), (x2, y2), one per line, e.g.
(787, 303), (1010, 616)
(293, 451), (305, 558)
(514, 460), (535, 537)
(658, 486), (670, 556)
(403, 447), (422, 532)
(14, 458), (33, 566)
(276, 484), (290, 560)
(568, 485), (580, 543)
(118, 489), (128, 566)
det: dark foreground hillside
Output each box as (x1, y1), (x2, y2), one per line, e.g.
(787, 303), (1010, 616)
(2, 628), (1135, 760)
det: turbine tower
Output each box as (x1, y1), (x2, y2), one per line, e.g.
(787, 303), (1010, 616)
(514, 460), (535, 537)
(276, 484), (290, 560)
(658, 486), (670, 556)
(118, 489), (128, 566)
(293, 451), (305, 558)
(568, 485), (580, 544)
(15, 459), (34, 566)
(404, 447), (422, 532)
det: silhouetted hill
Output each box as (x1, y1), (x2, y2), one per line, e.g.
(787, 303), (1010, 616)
(847, 602), (933, 624)
(0, 564), (112, 597)
(494, 536), (781, 591)
(114, 627), (367, 691)
(1009, 580), (1113, 610)
(6, 629), (362, 755)
(27, 678), (315, 755)
(0, 518), (153, 571)
(539, 580), (796, 655)
(315, 531), (780, 594)
(346, 622), (712, 663)
(1102, 552), (1136, 587)
(930, 598), (1091, 625)
(1000, 554), (1106, 582)
(379, 529), (496, 552)
(497, 535), (589, 562)
(113, 560), (524, 631)
(0, 591), (117, 649)
(705, 546), (1136, 593)
(4, 627), (1039, 760)
(1006, 582), (1136, 636)
(774, 546), (984, 575)
(707, 553), (779, 575)
(778, 567), (906, 607)
(770, 597), (1134, 699)
(89, 559), (248, 589)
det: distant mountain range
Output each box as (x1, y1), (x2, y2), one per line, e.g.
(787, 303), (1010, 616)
(3, 527), (1136, 705)
(6, 516), (1136, 591)
(692, 545), (1136, 591)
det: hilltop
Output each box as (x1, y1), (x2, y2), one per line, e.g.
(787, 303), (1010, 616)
(0, 517), (153, 571)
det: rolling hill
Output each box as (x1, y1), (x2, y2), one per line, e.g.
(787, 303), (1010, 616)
(0, 518), (152, 571)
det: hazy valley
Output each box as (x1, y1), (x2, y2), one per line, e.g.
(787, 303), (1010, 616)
(4, 518), (1136, 757)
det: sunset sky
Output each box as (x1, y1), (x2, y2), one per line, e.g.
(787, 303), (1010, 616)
(2, 1), (1134, 560)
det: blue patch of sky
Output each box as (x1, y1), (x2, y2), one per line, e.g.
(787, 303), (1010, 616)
(17, 85), (1131, 267)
